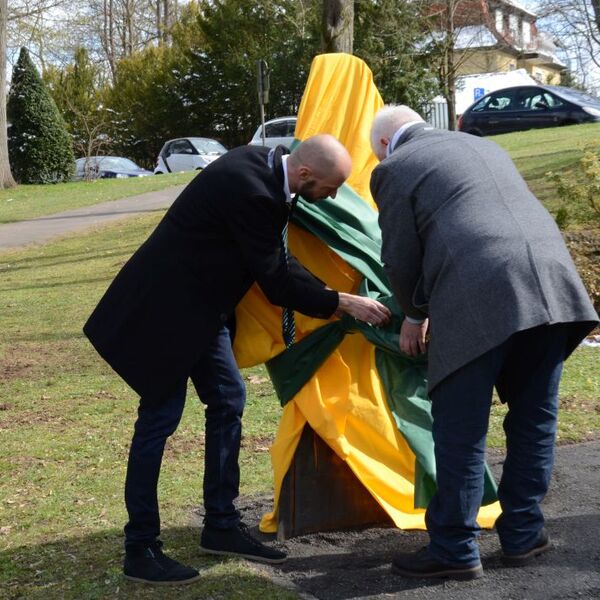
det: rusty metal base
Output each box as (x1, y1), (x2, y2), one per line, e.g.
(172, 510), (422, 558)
(277, 424), (394, 540)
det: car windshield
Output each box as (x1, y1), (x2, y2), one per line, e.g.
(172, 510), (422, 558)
(190, 139), (227, 155)
(547, 86), (600, 106)
(79, 157), (140, 171)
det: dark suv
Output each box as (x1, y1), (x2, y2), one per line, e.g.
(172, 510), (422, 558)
(458, 85), (600, 136)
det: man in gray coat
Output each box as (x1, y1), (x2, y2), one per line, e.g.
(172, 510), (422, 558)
(369, 105), (598, 580)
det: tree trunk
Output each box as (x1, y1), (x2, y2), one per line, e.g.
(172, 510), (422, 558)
(591, 0), (600, 35)
(0, 0), (16, 188)
(322, 0), (354, 53)
(162, 0), (169, 41)
(103, 0), (117, 79)
(156, 0), (162, 41)
(445, 0), (457, 130)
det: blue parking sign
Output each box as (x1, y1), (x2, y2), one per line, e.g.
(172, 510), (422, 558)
(474, 87), (485, 100)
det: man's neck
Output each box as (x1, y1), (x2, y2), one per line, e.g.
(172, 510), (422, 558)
(387, 121), (424, 157)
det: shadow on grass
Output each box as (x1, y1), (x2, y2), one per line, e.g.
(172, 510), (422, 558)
(1, 276), (118, 294)
(0, 248), (137, 274)
(0, 526), (293, 600)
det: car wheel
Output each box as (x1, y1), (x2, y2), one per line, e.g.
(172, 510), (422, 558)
(465, 128), (483, 137)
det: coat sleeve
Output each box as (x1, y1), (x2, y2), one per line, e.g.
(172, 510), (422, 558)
(227, 193), (339, 319)
(371, 164), (428, 320)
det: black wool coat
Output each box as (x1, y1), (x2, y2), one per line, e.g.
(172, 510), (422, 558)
(83, 145), (339, 399)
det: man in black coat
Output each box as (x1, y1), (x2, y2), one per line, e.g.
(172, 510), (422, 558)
(84, 134), (391, 585)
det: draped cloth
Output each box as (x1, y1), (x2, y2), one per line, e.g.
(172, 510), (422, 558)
(233, 53), (501, 532)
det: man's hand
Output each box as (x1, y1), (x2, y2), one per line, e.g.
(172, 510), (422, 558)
(400, 318), (429, 356)
(337, 292), (391, 326)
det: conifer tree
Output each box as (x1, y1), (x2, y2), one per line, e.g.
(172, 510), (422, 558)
(8, 47), (74, 183)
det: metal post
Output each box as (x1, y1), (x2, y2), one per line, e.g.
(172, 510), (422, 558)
(257, 59), (270, 146)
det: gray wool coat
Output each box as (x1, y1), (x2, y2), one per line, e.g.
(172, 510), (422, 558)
(371, 123), (599, 392)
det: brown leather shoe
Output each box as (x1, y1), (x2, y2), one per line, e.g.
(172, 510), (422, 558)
(392, 546), (483, 580)
(502, 529), (552, 567)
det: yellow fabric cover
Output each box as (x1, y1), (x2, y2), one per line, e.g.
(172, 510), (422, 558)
(233, 53), (501, 532)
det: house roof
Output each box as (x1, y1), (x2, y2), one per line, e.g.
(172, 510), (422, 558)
(500, 0), (537, 19)
(454, 25), (499, 49)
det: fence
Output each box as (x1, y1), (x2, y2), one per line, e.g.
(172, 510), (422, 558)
(422, 98), (449, 129)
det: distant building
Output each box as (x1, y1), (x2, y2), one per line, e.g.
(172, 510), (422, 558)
(426, 0), (565, 84)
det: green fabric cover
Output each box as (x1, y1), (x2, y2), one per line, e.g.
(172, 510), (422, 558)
(266, 182), (498, 509)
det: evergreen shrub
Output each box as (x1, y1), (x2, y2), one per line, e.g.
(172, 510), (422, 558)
(8, 47), (74, 183)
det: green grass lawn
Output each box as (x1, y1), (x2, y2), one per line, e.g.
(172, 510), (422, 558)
(0, 171), (196, 224)
(492, 122), (600, 227)
(0, 214), (295, 599)
(1, 211), (598, 598)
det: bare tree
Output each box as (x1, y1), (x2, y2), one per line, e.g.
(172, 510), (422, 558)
(0, 0), (15, 187)
(535, 0), (600, 90)
(417, 0), (493, 129)
(89, 0), (180, 79)
(322, 0), (354, 53)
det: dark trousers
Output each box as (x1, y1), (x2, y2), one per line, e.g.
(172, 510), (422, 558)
(123, 325), (246, 547)
(425, 324), (568, 566)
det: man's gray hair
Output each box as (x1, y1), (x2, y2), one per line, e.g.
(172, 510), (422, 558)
(370, 105), (424, 156)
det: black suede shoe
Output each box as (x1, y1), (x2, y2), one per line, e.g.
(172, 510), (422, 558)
(392, 546), (483, 580)
(200, 522), (287, 564)
(123, 541), (201, 585)
(502, 528), (551, 567)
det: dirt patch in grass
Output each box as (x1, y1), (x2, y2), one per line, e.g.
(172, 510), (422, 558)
(3, 410), (75, 430)
(163, 432), (206, 460)
(560, 394), (600, 412)
(241, 435), (274, 453)
(0, 341), (85, 383)
(162, 433), (274, 460)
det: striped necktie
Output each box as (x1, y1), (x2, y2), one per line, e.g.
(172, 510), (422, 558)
(281, 197), (298, 348)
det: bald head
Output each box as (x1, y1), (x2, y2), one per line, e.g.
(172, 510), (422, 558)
(287, 134), (352, 203)
(370, 105), (424, 161)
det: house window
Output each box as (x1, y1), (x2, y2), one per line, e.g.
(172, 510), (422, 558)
(523, 20), (532, 45)
(509, 14), (520, 41)
(495, 9), (503, 32)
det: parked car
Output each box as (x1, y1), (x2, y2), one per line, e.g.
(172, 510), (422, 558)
(249, 116), (297, 148)
(74, 156), (153, 180)
(458, 85), (600, 136)
(154, 137), (227, 174)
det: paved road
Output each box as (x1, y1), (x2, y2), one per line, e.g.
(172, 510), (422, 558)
(0, 185), (184, 252)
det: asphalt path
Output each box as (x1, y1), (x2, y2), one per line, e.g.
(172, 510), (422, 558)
(247, 441), (600, 600)
(0, 185), (184, 252)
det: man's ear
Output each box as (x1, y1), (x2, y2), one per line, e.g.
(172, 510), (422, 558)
(298, 166), (312, 181)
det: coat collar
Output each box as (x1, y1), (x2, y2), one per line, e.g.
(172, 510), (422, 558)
(268, 144), (291, 191)
(389, 122), (435, 154)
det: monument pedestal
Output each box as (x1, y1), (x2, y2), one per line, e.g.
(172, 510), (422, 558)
(277, 424), (393, 540)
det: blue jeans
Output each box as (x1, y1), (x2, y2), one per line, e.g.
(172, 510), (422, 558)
(124, 325), (246, 547)
(425, 324), (568, 566)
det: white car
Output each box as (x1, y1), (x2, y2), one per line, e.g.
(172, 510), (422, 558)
(154, 137), (228, 174)
(248, 116), (297, 148)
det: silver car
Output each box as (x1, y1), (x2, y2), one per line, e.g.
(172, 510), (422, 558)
(154, 137), (228, 174)
(249, 117), (297, 148)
